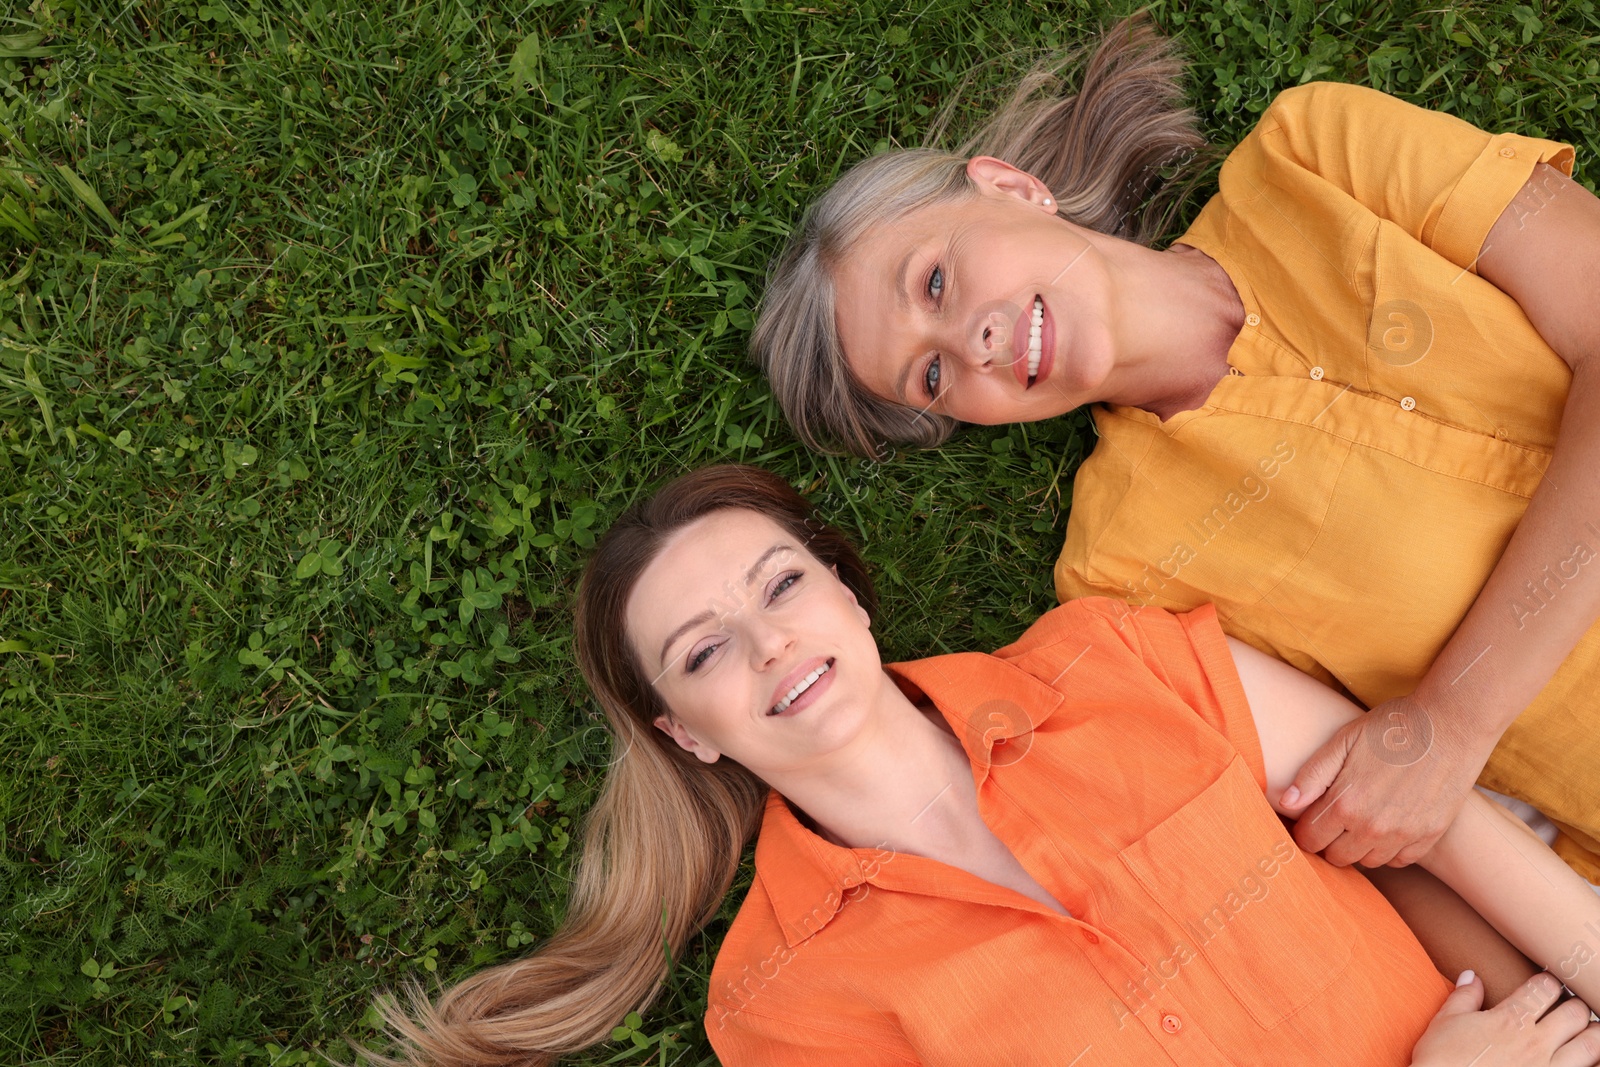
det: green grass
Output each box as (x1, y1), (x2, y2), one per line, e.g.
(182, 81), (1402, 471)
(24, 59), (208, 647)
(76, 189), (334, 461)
(1, 0), (1595, 1063)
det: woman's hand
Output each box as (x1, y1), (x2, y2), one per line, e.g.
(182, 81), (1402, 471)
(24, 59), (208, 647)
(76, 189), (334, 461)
(1411, 972), (1600, 1067)
(1231, 635), (1600, 1010)
(1280, 693), (1496, 867)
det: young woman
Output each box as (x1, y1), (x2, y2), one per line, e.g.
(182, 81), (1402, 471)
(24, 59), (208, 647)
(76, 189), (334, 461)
(363, 465), (1600, 1067)
(750, 12), (1600, 886)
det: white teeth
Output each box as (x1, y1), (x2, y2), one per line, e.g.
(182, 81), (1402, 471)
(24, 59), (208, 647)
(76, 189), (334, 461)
(772, 660), (832, 714)
(1027, 296), (1043, 381)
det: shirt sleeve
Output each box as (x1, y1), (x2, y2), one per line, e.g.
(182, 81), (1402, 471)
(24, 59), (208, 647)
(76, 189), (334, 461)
(706, 1005), (921, 1066)
(1069, 599), (1269, 793)
(1254, 80), (1576, 274)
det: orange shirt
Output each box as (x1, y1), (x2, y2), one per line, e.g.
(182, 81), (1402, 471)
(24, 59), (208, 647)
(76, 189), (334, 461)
(704, 599), (1450, 1066)
(1053, 81), (1600, 883)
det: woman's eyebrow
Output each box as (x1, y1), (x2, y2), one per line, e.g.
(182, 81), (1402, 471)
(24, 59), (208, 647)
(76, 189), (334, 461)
(890, 243), (931, 403)
(894, 247), (915, 311)
(743, 543), (796, 587)
(659, 608), (716, 667)
(895, 356), (916, 405)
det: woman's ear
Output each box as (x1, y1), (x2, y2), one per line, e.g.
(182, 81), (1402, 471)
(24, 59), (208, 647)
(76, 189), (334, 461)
(652, 713), (722, 764)
(831, 564), (872, 629)
(966, 156), (1054, 210)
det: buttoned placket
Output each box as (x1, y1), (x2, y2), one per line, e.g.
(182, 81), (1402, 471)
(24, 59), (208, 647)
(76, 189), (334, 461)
(849, 848), (1232, 1066)
(960, 777), (1234, 1064)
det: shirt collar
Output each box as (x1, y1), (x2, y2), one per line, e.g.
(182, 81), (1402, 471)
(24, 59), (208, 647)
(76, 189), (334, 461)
(754, 649), (1064, 948)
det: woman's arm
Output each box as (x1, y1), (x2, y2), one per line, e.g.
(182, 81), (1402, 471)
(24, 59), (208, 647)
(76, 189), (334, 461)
(1362, 863), (1538, 1008)
(1228, 635), (1600, 1008)
(1427, 791), (1600, 1009)
(1286, 163), (1600, 868)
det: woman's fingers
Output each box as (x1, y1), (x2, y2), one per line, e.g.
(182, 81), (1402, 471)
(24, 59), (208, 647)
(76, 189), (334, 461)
(1278, 720), (1357, 816)
(1413, 973), (1599, 1067)
(1440, 970), (1487, 1015)
(1545, 1003), (1600, 1067)
(1504, 972), (1568, 1026)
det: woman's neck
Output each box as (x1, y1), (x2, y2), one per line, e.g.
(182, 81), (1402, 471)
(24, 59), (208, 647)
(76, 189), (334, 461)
(772, 674), (989, 860)
(1098, 238), (1246, 420)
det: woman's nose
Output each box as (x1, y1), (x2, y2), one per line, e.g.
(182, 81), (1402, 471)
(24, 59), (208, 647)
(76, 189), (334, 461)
(747, 616), (794, 667)
(957, 302), (1022, 371)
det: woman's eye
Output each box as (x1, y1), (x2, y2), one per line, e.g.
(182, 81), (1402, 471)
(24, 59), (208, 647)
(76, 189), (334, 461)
(688, 643), (719, 672)
(923, 356), (942, 400)
(926, 265), (944, 302)
(770, 571), (801, 600)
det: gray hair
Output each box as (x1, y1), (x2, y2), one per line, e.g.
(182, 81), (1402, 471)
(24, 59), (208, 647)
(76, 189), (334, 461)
(751, 11), (1218, 458)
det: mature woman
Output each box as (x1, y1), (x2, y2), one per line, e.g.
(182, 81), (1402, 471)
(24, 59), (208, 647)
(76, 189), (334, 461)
(363, 465), (1600, 1067)
(751, 12), (1600, 886)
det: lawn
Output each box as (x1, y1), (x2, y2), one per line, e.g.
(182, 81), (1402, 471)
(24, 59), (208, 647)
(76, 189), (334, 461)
(1, 0), (1596, 1063)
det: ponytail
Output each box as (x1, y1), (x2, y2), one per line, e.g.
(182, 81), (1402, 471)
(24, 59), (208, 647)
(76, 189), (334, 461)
(948, 10), (1215, 246)
(362, 719), (766, 1066)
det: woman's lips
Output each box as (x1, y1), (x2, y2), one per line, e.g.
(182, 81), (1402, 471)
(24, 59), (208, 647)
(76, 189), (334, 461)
(1010, 295), (1055, 390)
(768, 657), (836, 718)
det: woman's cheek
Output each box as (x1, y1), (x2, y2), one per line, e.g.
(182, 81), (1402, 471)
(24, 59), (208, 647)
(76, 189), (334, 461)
(724, 675), (757, 729)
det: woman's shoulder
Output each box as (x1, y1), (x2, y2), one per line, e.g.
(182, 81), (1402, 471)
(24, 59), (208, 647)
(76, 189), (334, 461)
(996, 597), (1227, 684)
(1222, 80), (1575, 240)
(1208, 80), (1475, 213)
(1247, 80), (1441, 154)
(1257, 80), (1395, 124)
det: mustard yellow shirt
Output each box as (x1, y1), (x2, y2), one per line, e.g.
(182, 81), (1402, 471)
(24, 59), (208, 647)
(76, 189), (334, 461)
(1053, 81), (1600, 880)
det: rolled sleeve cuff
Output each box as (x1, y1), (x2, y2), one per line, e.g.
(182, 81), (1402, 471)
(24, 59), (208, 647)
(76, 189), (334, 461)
(1427, 129), (1576, 274)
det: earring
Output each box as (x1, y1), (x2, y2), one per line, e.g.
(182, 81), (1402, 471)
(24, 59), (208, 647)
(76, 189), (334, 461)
(1044, 198), (1053, 206)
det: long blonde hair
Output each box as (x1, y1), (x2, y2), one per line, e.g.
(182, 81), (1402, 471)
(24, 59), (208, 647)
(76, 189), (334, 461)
(356, 465), (879, 1066)
(751, 10), (1218, 457)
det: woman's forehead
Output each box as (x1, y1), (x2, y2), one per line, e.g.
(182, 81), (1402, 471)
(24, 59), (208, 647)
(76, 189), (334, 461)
(838, 194), (1003, 295)
(832, 216), (944, 388)
(633, 512), (799, 609)
(851, 204), (947, 263)
(627, 510), (818, 662)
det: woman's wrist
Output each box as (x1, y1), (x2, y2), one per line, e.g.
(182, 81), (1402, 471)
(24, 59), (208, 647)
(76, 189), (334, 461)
(1408, 674), (1515, 757)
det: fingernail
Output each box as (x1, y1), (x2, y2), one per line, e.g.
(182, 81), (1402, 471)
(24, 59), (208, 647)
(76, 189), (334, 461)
(1281, 786), (1300, 808)
(1456, 970), (1475, 987)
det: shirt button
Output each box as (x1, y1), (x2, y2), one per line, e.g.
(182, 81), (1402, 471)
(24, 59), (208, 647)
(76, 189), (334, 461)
(1228, 367), (1243, 377)
(1499, 146), (1517, 158)
(1310, 366), (1325, 381)
(1400, 396), (1417, 410)
(1081, 930), (1100, 945)
(1162, 1013), (1182, 1033)
(1245, 312), (1261, 327)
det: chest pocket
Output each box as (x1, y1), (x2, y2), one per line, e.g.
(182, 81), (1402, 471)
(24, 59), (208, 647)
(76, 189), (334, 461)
(1360, 216), (1567, 462)
(1117, 755), (1360, 1029)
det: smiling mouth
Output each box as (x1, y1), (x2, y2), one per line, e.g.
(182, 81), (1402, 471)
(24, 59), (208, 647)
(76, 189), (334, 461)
(769, 659), (834, 715)
(1026, 294), (1043, 386)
